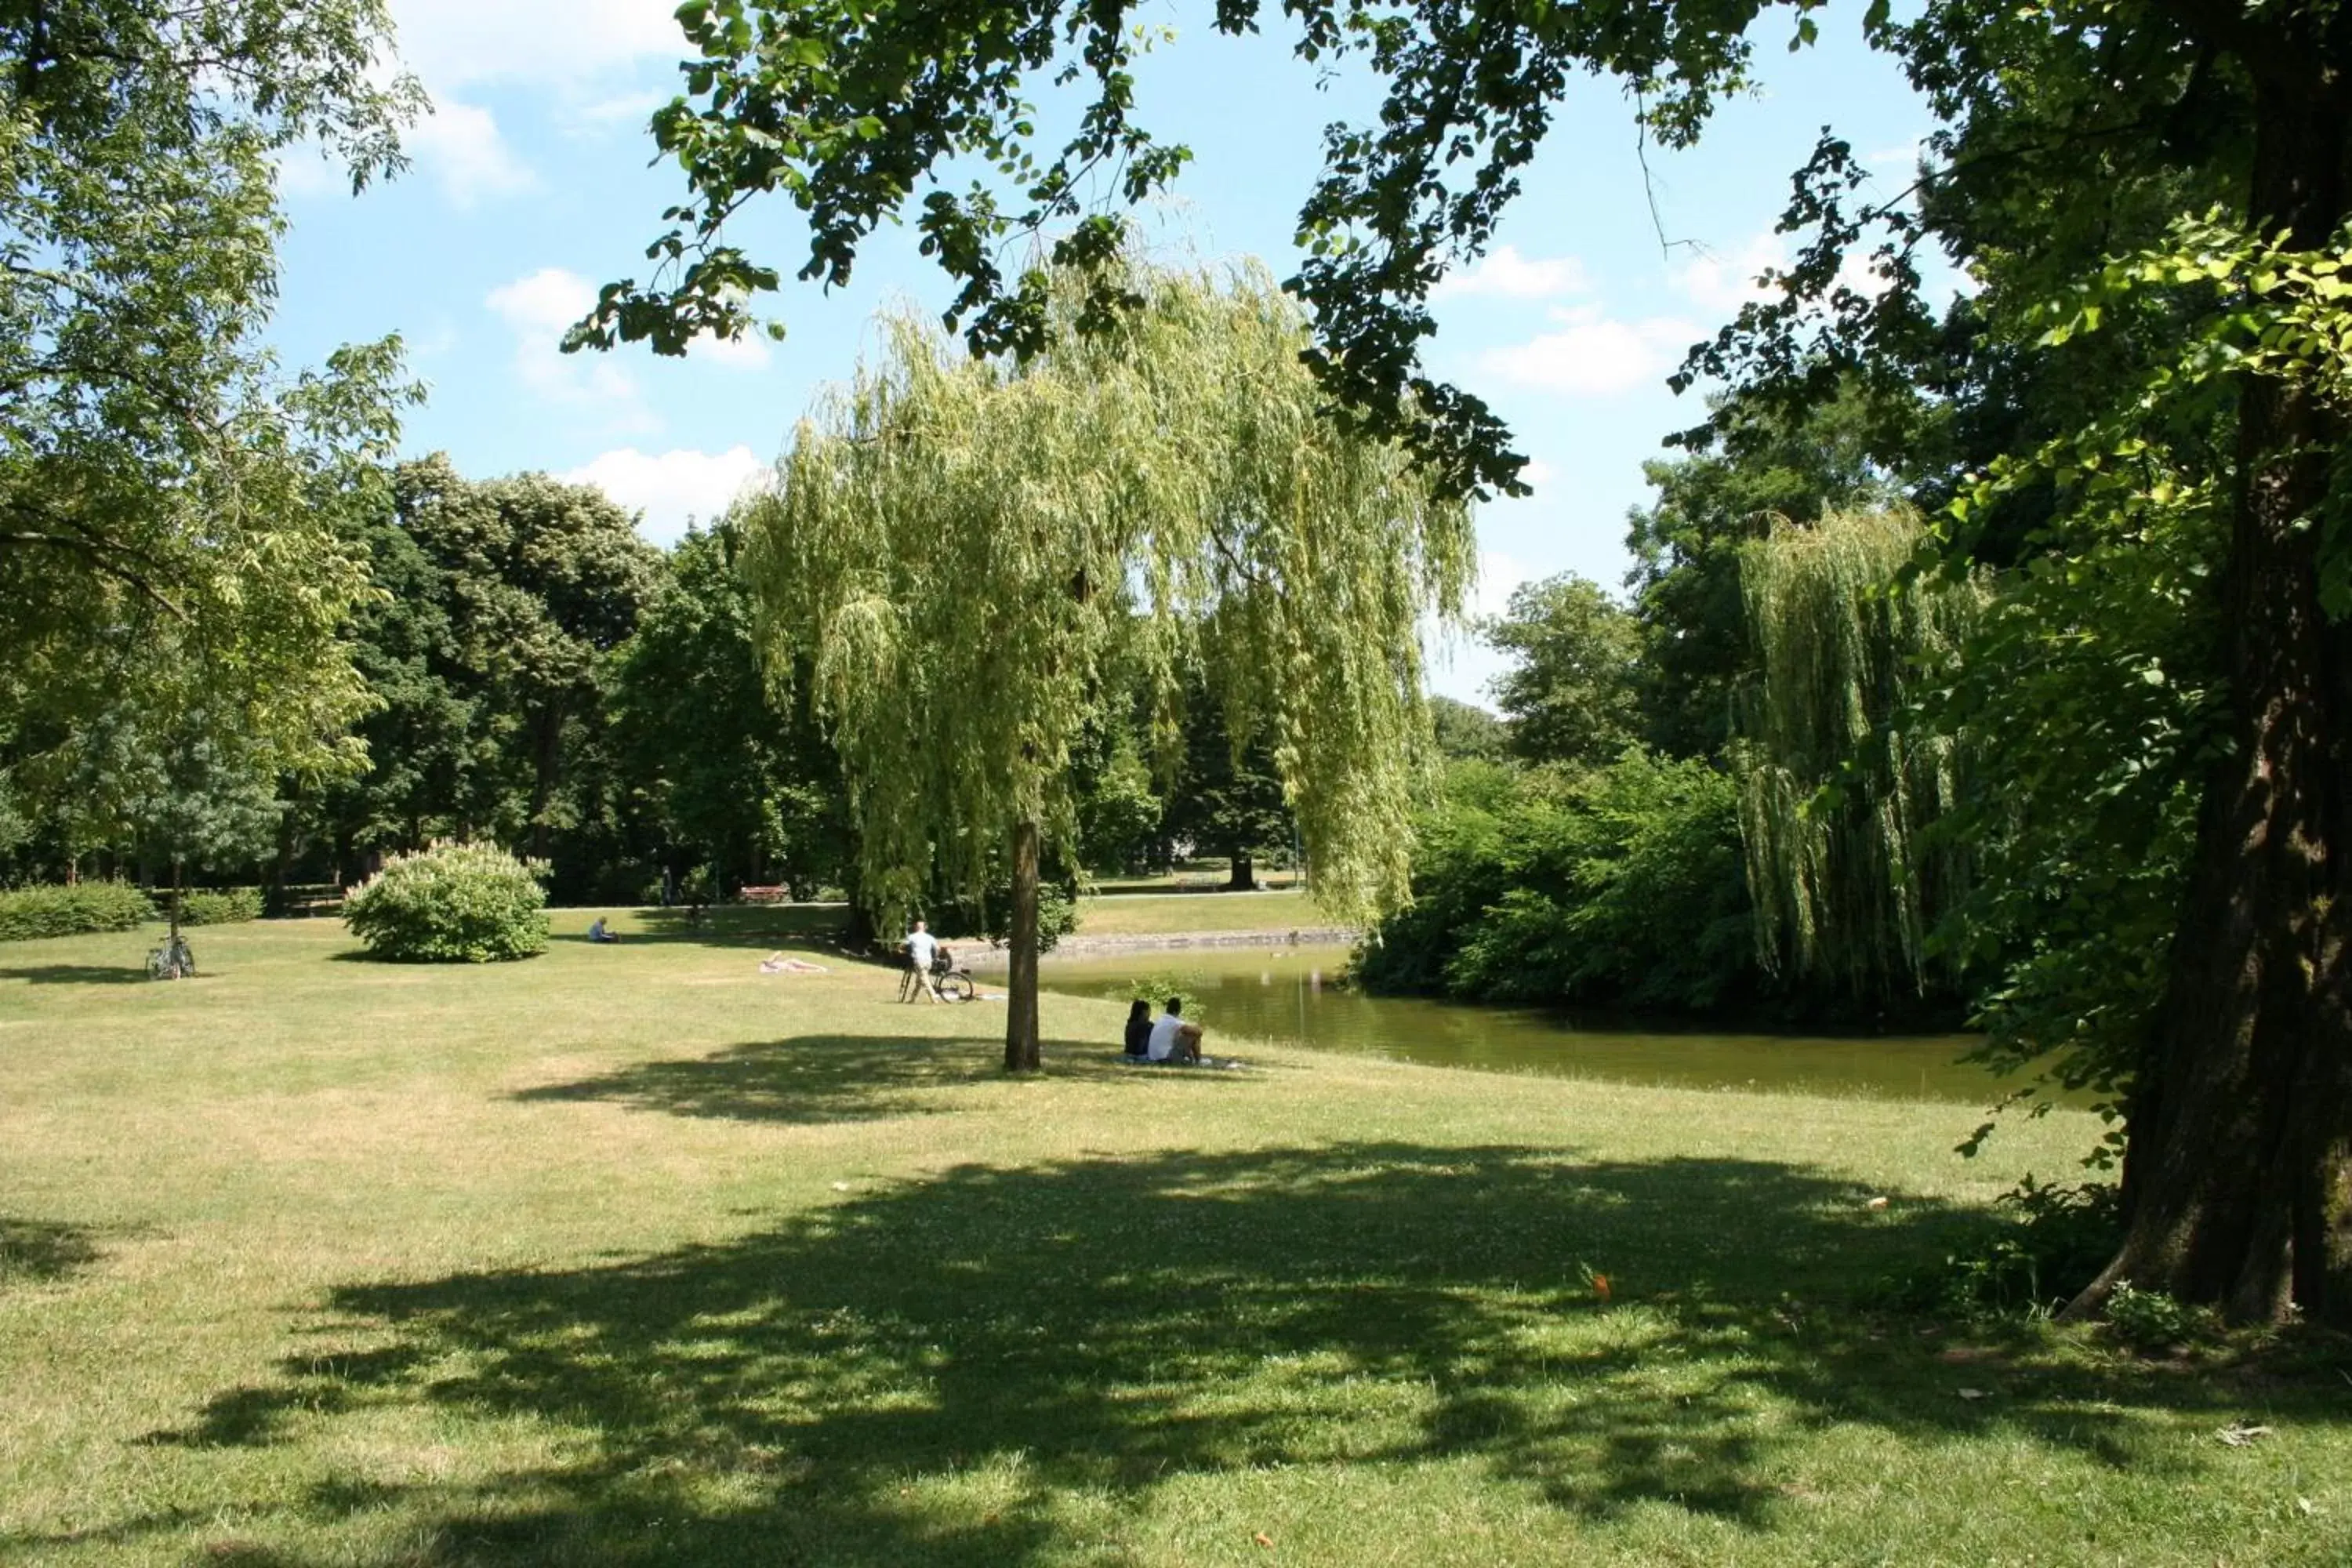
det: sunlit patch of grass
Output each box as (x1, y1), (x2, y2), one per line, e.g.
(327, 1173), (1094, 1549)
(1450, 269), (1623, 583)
(1073, 888), (1325, 936)
(2, 919), (2347, 1565)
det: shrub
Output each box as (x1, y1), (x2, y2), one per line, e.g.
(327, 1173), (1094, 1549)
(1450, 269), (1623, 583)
(0, 883), (156, 942)
(176, 887), (263, 927)
(343, 844), (550, 963)
(2104, 1282), (2218, 1354)
(1870, 1178), (2120, 1322)
(1357, 751), (1755, 1013)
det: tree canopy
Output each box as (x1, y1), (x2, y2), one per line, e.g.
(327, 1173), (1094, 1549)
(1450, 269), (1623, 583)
(1482, 574), (1645, 770)
(0, 1), (421, 848)
(739, 261), (1470, 1068)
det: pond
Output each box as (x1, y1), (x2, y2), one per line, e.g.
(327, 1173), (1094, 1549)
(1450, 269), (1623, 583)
(1039, 945), (2013, 1104)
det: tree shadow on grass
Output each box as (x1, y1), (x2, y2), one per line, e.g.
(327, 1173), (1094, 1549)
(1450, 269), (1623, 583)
(618, 905), (855, 951)
(0, 1217), (102, 1288)
(144, 1142), (2352, 1566)
(512, 1033), (1254, 1125)
(0, 963), (148, 985)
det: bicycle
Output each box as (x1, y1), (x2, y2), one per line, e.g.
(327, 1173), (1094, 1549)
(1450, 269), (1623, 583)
(931, 946), (975, 1003)
(899, 945), (976, 1002)
(147, 931), (196, 981)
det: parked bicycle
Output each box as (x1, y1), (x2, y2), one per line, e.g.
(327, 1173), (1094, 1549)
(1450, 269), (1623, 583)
(932, 946), (975, 1003)
(147, 931), (196, 981)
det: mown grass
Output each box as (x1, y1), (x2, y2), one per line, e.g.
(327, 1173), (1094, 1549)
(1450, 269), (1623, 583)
(1073, 888), (1323, 937)
(2, 914), (2347, 1566)
(541, 891), (1321, 946)
(1087, 862), (1304, 896)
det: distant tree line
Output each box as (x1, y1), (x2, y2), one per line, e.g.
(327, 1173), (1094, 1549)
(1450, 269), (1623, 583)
(0, 452), (1299, 912)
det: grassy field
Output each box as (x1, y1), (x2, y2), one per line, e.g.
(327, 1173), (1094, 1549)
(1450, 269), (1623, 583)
(1086, 866), (1304, 897)
(1071, 888), (1323, 937)
(530, 890), (1324, 946)
(2, 914), (2347, 1567)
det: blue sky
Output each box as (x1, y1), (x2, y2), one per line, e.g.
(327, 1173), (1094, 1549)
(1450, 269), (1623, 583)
(271, 1), (1938, 702)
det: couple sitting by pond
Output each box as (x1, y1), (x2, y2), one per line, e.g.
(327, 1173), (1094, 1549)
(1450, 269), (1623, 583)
(1124, 997), (1205, 1065)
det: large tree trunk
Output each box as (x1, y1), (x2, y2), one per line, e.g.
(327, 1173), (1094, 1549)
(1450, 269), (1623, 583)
(1004, 818), (1043, 1072)
(1226, 851), (1254, 891)
(2074, 61), (2352, 1325)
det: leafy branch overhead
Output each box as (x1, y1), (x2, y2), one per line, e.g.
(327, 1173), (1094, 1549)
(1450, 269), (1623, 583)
(576, 0), (1817, 500)
(1, 1), (426, 794)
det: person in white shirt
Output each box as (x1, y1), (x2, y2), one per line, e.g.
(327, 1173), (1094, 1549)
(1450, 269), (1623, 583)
(1145, 996), (1203, 1063)
(902, 920), (939, 1002)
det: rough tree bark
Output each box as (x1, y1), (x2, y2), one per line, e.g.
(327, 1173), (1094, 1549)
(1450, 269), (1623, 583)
(1226, 851), (1254, 891)
(1004, 818), (1043, 1072)
(2074, 38), (2352, 1324)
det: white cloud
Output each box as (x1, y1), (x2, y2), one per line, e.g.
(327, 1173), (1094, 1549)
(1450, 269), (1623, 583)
(1836, 249), (1902, 303)
(693, 327), (773, 371)
(1472, 549), (1533, 619)
(564, 446), (770, 545)
(562, 89), (670, 137)
(1517, 458), (1556, 492)
(485, 267), (653, 430)
(1674, 227), (1910, 324)
(1434, 245), (1589, 301)
(389, 0), (684, 91)
(274, 144), (344, 199)
(1675, 232), (1787, 318)
(408, 100), (536, 206)
(1475, 307), (1699, 397)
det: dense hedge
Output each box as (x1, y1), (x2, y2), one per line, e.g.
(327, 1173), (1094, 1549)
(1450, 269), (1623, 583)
(177, 887), (264, 927)
(344, 843), (549, 963)
(0, 883), (157, 942)
(1355, 752), (1758, 1014)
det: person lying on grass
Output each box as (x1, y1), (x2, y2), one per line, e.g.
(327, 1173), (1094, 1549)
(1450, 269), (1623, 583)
(1145, 997), (1203, 1065)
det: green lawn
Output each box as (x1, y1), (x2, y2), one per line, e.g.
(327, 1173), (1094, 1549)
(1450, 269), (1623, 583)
(535, 891), (1323, 944)
(1073, 887), (1324, 936)
(1087, 864), (1304, 896)
(2, 915), (2346, 1566)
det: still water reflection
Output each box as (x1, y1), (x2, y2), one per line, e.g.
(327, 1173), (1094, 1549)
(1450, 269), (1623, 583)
(1040, 945), (2005, 1103)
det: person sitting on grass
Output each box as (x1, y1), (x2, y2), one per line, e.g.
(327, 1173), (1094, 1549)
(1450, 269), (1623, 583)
(1146, 996), (1203, 1065)
(1123, 999), (1152, 1059)
(587, 917), (619, 944)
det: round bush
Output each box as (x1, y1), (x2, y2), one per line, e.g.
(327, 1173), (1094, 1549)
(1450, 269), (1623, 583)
(343, 844), (549, 963)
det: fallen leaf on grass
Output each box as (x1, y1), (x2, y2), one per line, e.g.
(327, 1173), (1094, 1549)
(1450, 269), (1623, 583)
(1865, 1196), (1890, 1210)
(1254, 1531), (1274, 1549)
(1938, 1346), (1999, 1364)
(1957, 1388), (1991, 1400)
(2215, 1422), (2274, 1446)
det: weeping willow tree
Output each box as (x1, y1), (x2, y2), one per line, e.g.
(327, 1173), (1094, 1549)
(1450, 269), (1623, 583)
(1734, 509), (1985, 1007)
(737, 262), (1472, 1069)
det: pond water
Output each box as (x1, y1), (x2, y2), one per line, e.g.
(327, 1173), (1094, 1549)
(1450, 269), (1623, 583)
(1039, 945), (2011, 1104)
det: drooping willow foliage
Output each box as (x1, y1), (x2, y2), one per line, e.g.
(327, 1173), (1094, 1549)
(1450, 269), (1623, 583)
(1733, 509), (1985, 1004)
(735, 260), (1472, 1059)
